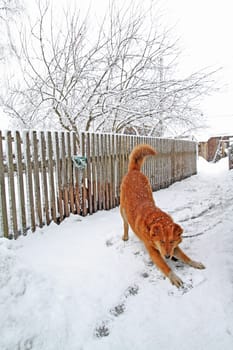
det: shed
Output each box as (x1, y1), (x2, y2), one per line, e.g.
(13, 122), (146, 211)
(199, 135), (233, 162)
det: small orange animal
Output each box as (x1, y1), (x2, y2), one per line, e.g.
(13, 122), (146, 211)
(120, 144), (205, 288)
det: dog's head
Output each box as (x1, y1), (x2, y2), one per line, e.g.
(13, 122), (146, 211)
(149, 222), (183, 259)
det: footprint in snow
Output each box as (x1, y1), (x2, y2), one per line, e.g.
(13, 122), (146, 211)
(168, 274), (207, 297)
(94, 284), (140, 338)
(94, 321), (110, 338)
(109, 303), (126, 317)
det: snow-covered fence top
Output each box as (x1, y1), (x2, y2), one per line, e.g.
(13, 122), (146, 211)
(0, 130), (197, 239)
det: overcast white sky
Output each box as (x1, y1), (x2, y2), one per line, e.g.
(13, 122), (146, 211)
(2, 0), (233, 137)
(162, 0), (233, 137)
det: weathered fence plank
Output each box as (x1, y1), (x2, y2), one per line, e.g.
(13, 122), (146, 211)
(72, 132), (81, 215)
(61, 132), (69, 218)
(91, 133), (97, 213)
(24, 131), (36, 233)
(86, 133), (92, 215)
(54, 132), (63, 222)
(96, 133), (102, 211)
(40, 131), (50, 225)
(67, 132), (75, 215)
(0, 131), (8, 237)
(81, 133), (88, 216)
(32, 131), (43, 228)
(6, 131), (18, 238)
(15, 131), (27, 234)
(0, 130), (197, 238)
(47, 132), (57, 223)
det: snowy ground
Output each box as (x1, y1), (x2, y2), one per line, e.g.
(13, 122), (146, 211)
(1, 157), (233, 350)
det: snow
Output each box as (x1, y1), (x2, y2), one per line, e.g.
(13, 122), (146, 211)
(0, 157), (233, 350)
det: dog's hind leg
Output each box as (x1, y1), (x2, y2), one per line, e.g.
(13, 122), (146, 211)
(120, 206), (129, 241)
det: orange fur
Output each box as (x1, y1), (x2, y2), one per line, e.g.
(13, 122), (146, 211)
(120, 144), (205, 288)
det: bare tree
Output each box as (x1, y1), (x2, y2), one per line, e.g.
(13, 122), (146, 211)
(0, 0), (218, 139)
(0, 0), (22, 20)
(0, 0), (23, 59)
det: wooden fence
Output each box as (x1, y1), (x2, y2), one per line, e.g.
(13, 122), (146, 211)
(0, 130), (197, 239)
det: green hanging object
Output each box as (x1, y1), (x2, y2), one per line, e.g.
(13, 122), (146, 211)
(72, 156), (87, 170)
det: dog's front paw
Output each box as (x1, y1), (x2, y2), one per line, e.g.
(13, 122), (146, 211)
(189, 260), (205, 269)
(168, 271), (183, 288)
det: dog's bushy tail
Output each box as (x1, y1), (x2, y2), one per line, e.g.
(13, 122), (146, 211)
(128, 144), (157, 171)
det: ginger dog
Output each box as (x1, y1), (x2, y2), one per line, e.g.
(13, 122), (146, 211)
(120, 144), (205, 288)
